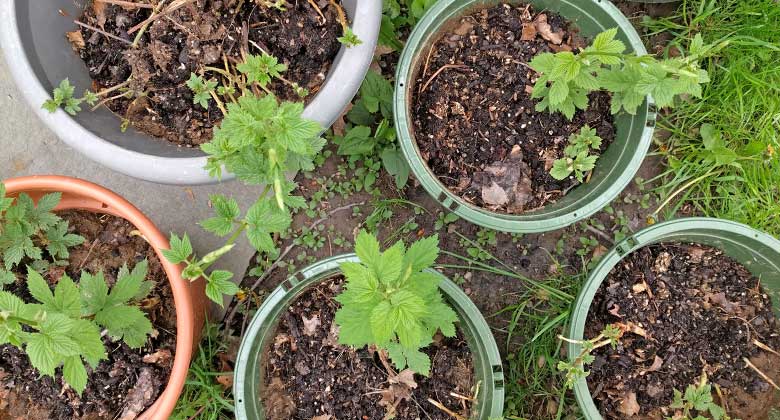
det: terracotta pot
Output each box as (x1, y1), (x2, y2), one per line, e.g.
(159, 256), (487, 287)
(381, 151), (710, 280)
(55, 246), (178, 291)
(2, 175), (207, 420)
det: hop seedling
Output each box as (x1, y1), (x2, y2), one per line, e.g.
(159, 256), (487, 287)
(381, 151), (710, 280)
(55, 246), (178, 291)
(334, 231), (458, 375)
(237, 53), (288, 88)
(186, 73), (218, 110)
(667, 374), (736, 420)
(530, 29), (717, 120)
(557, 324), (623, 390)
(42, 79), (98, 115)
(550, 125), (603, 182)
(338, 27), (363, 47)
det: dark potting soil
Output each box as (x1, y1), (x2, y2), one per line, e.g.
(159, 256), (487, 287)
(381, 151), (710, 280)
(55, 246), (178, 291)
(73, 0), (342, 146)
(0, 211), (177, 420)
(411, 3), (616, 214)
(585, 243), (780, 420)
(261, 277), (476, 420)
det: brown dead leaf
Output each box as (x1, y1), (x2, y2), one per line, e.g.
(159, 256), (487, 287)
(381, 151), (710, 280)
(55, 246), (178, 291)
(389, 369), (418, 389)
(640, 356), (664, 375)
(618, 391), (640, 417)
(216, 374), (233, 389)
(525, 85), (534, 95)
(616, 322), (651, 339)
(533, 14), (564, 45)
(704, 292), (740, 314)
(632, 282), (648, 294)
(482, 182), (509, 206)
(65, 30), (85, 51)
(454, 21), (474, 36)
(608, 303), (623, 318)
(302, 314), (321, 336)
(592, 245), (609, 261)
(312, 415), (332, 420)
(653, 252), (672, 273)
(119, 368), (155, 420)
(93, 0), (107, 28)
(687, 246), (706, 263)
(263, 377), (296, 419)
(521, 23), (537, 41)
(142, 349), (172, 367)
(374, 44), (395, 57)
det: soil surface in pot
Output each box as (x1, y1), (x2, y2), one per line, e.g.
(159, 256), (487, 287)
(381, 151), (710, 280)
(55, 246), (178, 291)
(261, 276), (476, 420)
(585, 243), (780, 420)
(0, 211), (177, 420)
(411, 3), (616, 214)
(71, 0), (343, 146)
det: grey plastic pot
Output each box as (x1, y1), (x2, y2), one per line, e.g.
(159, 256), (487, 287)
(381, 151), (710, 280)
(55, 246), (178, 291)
(233, 254), (505, 420)
(395, 0), (657, 233)
(567, 218), (780, 419)
(0, 0), (380, 185)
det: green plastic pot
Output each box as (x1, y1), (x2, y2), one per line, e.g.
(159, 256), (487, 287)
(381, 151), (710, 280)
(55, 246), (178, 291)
(567, 217), (780, 419)
(233, 254), (505, 419)
(394, 0), (657, 233)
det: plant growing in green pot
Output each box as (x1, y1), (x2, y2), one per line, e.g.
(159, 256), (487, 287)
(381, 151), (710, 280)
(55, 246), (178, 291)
(394, 0), (721, 233)
(566, 218), (780, 420)
(232, 232), (505, 419)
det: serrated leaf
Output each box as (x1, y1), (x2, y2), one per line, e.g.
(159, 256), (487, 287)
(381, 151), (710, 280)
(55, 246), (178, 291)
(162, 233), (193, 264)
(51, 274), (81, 318)
(62, 355), (88, 395)
(403, 235), (439, 273)
(26, 332), (59, 376)
(205, 270), (238, 306)
(108, 260), (148, 305)
(549, 80), (570, 106)
(355, 230), (382, 272)
(404, 347), (431, 376)
(26, 268), (55, 308)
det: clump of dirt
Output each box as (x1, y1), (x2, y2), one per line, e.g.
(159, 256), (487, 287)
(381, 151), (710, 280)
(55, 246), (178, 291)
(411, 3), (616, 214)
(73, 0), (343, 146)
(261, 277), (476, 420)
(586, 243), (780, 420)
(0, 210), (177, 420)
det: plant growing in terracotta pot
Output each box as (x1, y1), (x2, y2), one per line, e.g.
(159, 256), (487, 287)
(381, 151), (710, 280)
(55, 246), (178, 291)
(0, 176), (205, 420)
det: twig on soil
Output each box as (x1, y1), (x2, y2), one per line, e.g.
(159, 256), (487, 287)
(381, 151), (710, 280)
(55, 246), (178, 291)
(129, 0), (194, 41)
(743, 357), (780, 391)
(584, 224), (614, 245)
(78, 238), (101, 270)
(221, 201), (366, 333)
(96, 0), (155, 8)
(427, 398), (467, 420)
(306, 0), (326, 22)
(753, 339), (780, 357)
(73, 20), (133, 45)
(328, 0), (349, 33)
(421, 64), (470, 93)
(449, 391), (475, 402)
(91, 90), (133, 111)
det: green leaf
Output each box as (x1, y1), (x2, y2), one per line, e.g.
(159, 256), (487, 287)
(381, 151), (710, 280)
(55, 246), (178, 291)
(26, 332), (59, 377)
(334, 125), (375, 156)
(201, 195), (241, 236)
(62, 355), (88, 395)
(205, 270), (238, 307)
(355, 230), (382, 273)
(337, 261), (381, 305)
(380, 148), (411, 189)
(358, 71), (394, 119)
(529, 53), (557, 74)
(245, 199), (291, 253)
(0, 269), (15, 289)
(376, 241), (404, 285)
(338, 27), (363, 47)
(26, 268), (55, 308)
(51, 274), (81, 318)
(370, 300), (396, 344)
(403, 234), (439, 273)
(70, 319), (105, 368)
(44, 220), (85, 260)
(109, 260), (148, 305)
(550, 159), (572, 180)
(237, 53), (287, 87)
(548, 80), (570, 105)
(404, 347), (431, 376)
(335, 304), (375, 348)
(79, 271), (109, 316)
(162, 233), (193, 264)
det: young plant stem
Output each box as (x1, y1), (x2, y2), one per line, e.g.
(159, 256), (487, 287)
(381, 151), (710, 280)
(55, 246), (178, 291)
(328, 0), (349, 32)
(96, 79), (132, 97)
(91, 90), (133, 111)
(209, 90), (228, 115)
(73, 20), (133, 45)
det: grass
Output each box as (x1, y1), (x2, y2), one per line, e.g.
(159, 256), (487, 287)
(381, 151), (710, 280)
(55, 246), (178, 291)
(440, 233), (585, 420)
(644, 0), (780, 234)
(171, 323), (234, 420)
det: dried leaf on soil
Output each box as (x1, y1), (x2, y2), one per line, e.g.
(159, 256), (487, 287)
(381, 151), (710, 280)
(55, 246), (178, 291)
(119, 368), (156, 420)
(66, 30), (85, 51)
(302, 314), (321, 336)
(521, 23), (537, 41)
(533, 14), (564, 45)
(142, 349), (172, 367)
(617, 391), (640, 417)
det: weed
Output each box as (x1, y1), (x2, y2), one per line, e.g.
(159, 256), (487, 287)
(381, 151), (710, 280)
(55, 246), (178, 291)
(667, 374), (735, 420)
(550, 125), (603, 182)
(557, 324), (623, 390)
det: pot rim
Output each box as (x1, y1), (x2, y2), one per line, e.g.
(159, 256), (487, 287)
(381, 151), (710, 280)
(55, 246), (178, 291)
(0, 1), (380, 185)
(566, 217), (780, 419)
(233, 253), (505, 419)
(2, 175), (204, 420)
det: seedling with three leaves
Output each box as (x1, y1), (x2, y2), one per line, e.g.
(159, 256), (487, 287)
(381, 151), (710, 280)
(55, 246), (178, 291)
(334, 231), (458, 375)
(557, 324), (623, 389)
(550, 125), (603, 182)
(667, 374), (736, 420)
